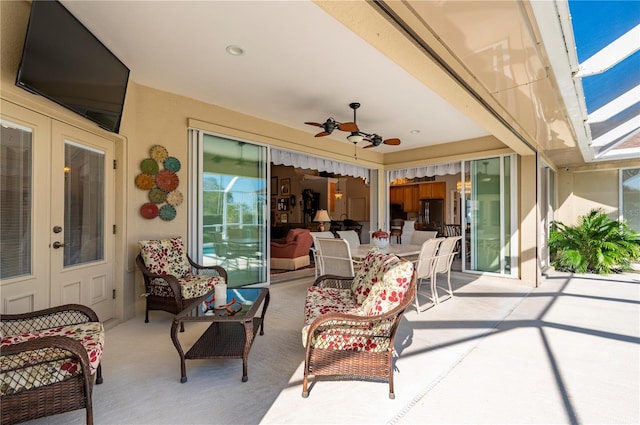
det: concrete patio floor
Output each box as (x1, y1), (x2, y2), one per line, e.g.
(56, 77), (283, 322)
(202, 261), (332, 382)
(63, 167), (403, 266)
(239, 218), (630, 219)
(262, 268), (640, 424)
(22, 267), (639, 424)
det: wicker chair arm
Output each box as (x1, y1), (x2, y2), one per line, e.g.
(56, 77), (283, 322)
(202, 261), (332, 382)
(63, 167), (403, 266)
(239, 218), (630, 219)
(1, 304), (99, 335)
(312, 275), (355, 289)
(186, 256), (228, 281)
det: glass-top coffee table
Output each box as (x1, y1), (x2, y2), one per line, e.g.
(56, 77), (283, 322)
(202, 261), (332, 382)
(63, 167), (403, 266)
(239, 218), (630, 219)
(171, 287), (270, 383)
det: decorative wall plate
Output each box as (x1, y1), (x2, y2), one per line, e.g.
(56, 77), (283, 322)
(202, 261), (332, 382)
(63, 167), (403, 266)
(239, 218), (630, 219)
(159, 204), (177, 221)
(149, 145), (168, 162)
(163, 156), (181, 172)
(156, 170), (179, 192)
(166, 190), (183, 206)
(140, 202), (159, 219)
(135, 173), (155, 190)
(148, 187), (167, 204)
(140, 158), (159, 175)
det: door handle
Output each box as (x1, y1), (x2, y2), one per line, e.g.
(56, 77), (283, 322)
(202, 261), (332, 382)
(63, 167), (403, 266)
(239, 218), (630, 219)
(52, 241), (65, 249)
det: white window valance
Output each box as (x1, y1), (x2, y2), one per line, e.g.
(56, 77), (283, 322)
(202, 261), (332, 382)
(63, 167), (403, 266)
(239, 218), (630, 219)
(271, 149), (370, 183)
(388, 163), (460, 181)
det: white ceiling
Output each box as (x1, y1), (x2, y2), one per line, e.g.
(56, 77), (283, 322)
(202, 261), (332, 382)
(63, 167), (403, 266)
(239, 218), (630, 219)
(60, 0), (490, 154)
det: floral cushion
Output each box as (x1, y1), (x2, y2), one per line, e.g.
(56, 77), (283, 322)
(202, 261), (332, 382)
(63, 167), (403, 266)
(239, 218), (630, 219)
(139, 236), (190, 278)
(361, 259), (414, 316)
(303, 324), (392, 352)
(0, 322), (104, 395)
(351, 250), (398, 304)
(148, 274), (225, 299)
(303, 286), (360, 325)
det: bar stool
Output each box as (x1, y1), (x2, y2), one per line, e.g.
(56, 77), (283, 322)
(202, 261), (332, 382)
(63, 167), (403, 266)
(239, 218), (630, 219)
(390, 219), (404, 244)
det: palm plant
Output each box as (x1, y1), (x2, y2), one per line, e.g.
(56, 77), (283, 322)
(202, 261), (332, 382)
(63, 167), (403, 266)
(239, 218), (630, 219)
(549, 208), (640, 274)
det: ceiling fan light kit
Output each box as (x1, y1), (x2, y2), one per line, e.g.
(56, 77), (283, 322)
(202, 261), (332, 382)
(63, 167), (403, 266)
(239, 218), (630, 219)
(305, 102), (401, 149)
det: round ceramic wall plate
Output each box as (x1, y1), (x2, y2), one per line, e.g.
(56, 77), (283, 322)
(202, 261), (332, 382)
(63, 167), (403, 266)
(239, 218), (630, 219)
(135, 173), (155, 190)
(166, 190), (183, 206)
(140, 158), (159, 175)
(149, 145), (169, 162)
(140, 202), (159, 219)
(159, 204), (177, 221)
(156, 170), (179, 192)
(164, 156), (181, 172)
(148, 187), (167, 204)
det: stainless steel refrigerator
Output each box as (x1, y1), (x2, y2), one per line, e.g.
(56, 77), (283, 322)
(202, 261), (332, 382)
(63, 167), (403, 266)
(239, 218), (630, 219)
(418, 198), (444, 236)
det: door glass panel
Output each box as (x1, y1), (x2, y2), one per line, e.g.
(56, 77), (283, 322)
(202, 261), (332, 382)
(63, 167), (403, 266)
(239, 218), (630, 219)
(502, 156), (511, 273)
(201, 135), (267, 286)
(622, 168), (640, 231)
(63, 141), (104, 267)
(464, 156), (515, 275)
(0, 121), (32, 279)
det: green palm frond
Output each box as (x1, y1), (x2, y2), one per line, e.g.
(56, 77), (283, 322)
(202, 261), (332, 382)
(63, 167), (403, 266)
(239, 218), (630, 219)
(549, 208), (640, 274)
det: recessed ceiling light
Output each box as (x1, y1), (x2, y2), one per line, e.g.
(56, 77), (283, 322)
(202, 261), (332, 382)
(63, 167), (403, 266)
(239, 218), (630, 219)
(226, 45), (244, 56)
(410, 129), (420, 134)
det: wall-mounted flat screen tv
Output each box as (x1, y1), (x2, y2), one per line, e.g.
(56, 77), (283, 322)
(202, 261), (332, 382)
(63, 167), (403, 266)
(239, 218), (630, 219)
(16, 0), (129, 133)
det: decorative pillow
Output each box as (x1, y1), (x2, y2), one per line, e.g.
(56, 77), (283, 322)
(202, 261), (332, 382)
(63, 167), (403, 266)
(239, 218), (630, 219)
(361, 259), (413, 316)
(351, 250), (398, 304)
(139, 236), (190, 278)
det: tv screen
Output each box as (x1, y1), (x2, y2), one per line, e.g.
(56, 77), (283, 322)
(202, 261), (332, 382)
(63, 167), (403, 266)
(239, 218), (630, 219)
(16, 0), (129, 133)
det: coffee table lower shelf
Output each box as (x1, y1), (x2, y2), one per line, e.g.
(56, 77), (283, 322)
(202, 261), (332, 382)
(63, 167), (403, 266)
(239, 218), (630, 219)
(178, 318), (264, 383)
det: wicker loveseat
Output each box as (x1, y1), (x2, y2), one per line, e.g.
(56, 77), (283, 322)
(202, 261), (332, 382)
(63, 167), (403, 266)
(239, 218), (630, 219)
(302, 249), (416, 399)
(0, 304), (104, 425)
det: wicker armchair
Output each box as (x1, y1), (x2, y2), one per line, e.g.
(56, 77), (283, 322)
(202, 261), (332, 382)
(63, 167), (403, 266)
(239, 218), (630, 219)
(1, 304), (104, 425)
(136, 237), (227, 325)
(302, 251), (417, 399)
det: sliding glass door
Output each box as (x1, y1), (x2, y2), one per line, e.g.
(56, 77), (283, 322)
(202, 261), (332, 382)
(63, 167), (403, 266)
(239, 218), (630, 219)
(462, 155), (517, 276)
(190, 131), (268, 287)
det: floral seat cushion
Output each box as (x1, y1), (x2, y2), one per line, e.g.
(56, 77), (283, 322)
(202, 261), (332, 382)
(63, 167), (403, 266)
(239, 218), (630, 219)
(149, 274), (225, 299)
(0, 322), (104, 395)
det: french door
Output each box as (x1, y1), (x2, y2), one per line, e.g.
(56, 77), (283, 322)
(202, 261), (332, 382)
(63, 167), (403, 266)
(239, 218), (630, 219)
(1, 100), (115, 319)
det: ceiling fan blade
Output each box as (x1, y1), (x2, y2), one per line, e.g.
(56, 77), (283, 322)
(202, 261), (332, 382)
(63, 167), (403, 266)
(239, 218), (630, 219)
(315, 131), (331, 137)
(305, 121), (324, 127)
(384, 138), (401, 145)
(363, 144), (375, 149)
(338, 122), (359, 132)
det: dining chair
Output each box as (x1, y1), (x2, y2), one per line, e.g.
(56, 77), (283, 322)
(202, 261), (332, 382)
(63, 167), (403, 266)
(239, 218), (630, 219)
(413, 237), (444, 313)
(411, 230), (438, 245)
(315, 238), (357, 277)
(432, 236), (462, 304)
(310, 231), (335, 278)
(337, 230), (361, 250)
(390, 219), (404, 244)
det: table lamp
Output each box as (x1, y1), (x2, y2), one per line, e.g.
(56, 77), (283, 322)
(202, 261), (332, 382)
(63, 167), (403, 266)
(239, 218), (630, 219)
(313, 209), (331, 231)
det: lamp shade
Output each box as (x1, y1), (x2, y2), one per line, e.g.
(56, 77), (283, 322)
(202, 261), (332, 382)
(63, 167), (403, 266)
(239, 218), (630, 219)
(347, 134), (364, 143)
(313, 209), (331, 223)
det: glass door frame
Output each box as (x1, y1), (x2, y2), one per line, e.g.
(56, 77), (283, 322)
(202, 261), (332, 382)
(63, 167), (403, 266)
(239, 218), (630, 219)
(188, 129), (269, 287)
(461, 154), (518, 278)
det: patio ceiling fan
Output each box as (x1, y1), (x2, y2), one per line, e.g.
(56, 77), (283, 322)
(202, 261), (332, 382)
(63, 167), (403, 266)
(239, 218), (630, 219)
(305, 102), (401, 148)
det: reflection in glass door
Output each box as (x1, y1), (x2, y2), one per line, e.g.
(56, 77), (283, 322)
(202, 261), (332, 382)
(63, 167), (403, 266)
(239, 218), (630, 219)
(63, 141), (105, 267)
(463, 155), (517, 276)
(191, 131), (268, 287)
